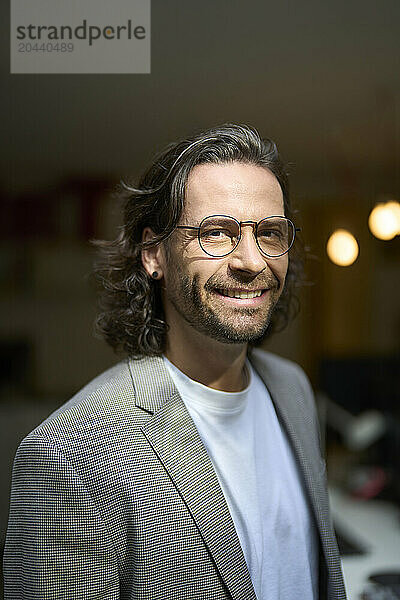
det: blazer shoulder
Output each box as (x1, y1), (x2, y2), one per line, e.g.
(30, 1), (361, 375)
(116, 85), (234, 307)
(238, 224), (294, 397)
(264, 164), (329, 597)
(23, 359), (138, 443)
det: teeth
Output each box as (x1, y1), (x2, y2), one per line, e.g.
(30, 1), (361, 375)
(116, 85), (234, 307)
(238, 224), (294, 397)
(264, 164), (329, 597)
(220, 289), (262, 299)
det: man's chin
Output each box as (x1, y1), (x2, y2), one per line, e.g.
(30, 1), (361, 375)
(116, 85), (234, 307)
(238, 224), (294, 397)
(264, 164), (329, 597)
(212, 332), (267, 345)
(200, 315), (271, 345)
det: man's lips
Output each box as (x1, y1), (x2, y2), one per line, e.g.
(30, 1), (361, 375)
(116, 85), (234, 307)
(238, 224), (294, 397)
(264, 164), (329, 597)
(210, 287), (272, 306)
(214, 287), (267, 299)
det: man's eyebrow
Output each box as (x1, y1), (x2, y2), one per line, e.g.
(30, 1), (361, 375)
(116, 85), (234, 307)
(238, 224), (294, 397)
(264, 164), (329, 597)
(178, 224), (199, 230)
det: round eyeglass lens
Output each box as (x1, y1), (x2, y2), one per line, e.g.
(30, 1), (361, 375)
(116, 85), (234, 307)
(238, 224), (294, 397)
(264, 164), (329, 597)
(199, 216), (240, 257)
(256, 217), (294, 257)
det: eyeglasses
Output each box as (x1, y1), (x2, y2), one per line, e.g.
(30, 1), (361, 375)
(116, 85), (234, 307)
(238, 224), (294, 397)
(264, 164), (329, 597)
(176, 215), (299, 258)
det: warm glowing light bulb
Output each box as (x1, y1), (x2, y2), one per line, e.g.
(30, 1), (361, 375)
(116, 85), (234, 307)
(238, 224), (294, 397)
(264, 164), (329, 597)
(326, 229), (359, 266)
(368, 201), (400, 240)
(385, 201), (400, 233)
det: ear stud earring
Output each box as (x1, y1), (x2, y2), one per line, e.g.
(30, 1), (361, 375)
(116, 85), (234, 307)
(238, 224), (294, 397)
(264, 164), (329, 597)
(152, 271), (159, 279)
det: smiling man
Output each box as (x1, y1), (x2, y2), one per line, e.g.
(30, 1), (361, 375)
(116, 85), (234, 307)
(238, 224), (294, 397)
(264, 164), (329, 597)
(4, 124), (346, 600)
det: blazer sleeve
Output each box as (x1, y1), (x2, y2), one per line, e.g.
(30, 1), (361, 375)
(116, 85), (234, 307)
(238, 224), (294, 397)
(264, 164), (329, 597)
(3, 434), (120, 600)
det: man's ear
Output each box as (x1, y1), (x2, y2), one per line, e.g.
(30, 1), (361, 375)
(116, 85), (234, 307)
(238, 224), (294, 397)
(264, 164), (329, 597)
(141, 227), (165, 280)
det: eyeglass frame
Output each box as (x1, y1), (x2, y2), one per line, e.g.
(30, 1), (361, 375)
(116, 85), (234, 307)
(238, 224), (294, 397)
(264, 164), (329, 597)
(176, 214), (300, 259)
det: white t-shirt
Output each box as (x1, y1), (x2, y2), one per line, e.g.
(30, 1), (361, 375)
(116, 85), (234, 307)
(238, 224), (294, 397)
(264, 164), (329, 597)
(163, 356), (318, 600)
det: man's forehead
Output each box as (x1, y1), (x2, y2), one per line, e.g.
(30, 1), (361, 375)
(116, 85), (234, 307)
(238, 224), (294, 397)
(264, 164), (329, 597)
(183, 161), (284, 219)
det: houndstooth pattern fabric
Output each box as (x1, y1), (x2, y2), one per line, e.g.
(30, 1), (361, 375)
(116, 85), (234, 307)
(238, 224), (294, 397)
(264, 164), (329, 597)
(3, 350), (347, 600)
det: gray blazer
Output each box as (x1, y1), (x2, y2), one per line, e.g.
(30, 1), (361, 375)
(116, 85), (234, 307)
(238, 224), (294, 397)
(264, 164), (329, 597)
(3, 349), (346, 600)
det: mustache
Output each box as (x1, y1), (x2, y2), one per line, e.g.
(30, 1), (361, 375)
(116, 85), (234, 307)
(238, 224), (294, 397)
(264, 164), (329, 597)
(205, 272), (281, 292)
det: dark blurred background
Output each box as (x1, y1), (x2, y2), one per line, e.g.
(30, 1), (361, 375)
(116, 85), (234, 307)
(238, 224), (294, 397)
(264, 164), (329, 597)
(1, 1), (399, 597)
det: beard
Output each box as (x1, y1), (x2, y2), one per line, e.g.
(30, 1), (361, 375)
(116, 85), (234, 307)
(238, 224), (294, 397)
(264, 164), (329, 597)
(164, 265), (283, 345)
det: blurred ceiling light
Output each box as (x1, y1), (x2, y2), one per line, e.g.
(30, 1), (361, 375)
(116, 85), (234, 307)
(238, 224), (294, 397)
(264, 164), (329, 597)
(326, 229), (359, 266)
(368, 200), (400, 240)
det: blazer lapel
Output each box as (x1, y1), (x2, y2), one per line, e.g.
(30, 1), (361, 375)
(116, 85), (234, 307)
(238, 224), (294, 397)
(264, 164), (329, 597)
(128, 356), (257, 600)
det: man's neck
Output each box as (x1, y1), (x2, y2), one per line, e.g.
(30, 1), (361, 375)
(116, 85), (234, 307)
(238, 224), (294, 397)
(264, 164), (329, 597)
(164, 330), (248, 393)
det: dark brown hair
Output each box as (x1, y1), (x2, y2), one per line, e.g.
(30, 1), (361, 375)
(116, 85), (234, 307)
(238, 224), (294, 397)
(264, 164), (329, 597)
(93, 123), (303, 356)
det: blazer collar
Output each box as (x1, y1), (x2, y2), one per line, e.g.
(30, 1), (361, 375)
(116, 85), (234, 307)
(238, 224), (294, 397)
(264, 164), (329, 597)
(128, 355), (176, 414)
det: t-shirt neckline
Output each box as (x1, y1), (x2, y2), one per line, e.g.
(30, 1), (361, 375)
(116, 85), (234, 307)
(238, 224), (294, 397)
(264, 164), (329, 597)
(162, 355), (253, 414)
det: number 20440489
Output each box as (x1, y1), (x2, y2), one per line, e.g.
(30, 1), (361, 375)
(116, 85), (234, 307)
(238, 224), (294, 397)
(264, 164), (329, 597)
(18, 42), (74, 52)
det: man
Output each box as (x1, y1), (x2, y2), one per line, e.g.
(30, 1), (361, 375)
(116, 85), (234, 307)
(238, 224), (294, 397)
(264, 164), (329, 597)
(4, 124), (346, 599)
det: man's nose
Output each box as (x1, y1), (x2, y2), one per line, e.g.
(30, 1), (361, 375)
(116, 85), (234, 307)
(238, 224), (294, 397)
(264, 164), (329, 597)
(227, 227), (267, 274)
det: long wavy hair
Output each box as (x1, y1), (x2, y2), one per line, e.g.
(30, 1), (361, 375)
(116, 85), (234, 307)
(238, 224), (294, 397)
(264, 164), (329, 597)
(93, 124), (304, 357)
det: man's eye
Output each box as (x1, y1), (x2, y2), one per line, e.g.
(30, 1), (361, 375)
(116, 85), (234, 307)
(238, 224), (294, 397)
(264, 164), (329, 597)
(259, 229), (282, 239)
(204, 229), (230, 238)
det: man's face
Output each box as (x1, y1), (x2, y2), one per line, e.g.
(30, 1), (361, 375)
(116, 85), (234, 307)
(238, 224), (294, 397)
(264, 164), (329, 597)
(159, 161), (289, 345)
